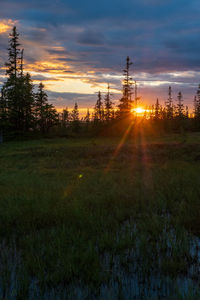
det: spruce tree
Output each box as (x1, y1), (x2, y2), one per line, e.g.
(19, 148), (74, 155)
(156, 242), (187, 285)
(35, 82), (48, 132)
(176, 92), (184, 119)
(44, 103), (58, 131)
(1, 26), (35, 133)
(194, 85), (200, 120)
(62, 107), (70, 127)
(194, 96), (198, 118)
(185, 106), (189, 119)
(154, 98), (160, 120)
(165, 86), (173, 119)
(84, 108), (90, 131)
(104, 84), (113, 122)
(84, 108), (90, 123)
(23, 73), (35, 131)
(0, 87), (9, 131)
(118, 56), (133, 115)
(5, 26), (20, 78)
(2, 26), (21, 130)
(71, 102), (80, 133)
(94, 91), (104, 121)
(35, 83), (58, 133)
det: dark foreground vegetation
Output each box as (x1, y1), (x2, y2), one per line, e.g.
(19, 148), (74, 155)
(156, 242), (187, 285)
(0, 133), (200, 299)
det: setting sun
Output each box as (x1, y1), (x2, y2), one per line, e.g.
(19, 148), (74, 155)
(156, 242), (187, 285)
(132, 107), (147, 115)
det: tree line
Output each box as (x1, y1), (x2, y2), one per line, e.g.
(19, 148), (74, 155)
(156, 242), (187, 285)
(1, 27), (200, 139)
(0, 26), (58, 136)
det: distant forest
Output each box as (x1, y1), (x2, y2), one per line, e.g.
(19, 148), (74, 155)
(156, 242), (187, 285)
(1, 26), (200, 139)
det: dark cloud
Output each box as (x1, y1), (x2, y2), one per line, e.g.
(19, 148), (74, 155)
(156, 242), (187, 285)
(1, 0), (200, 74)
(1, 0), (200, 108)
(77, 30), (105, 46)
(31, 75), (62, 81)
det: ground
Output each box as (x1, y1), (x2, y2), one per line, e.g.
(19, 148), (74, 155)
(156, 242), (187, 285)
(0, 133), (200, 299)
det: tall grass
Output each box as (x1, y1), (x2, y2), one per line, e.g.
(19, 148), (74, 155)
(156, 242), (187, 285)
(0, 133), (200, 298)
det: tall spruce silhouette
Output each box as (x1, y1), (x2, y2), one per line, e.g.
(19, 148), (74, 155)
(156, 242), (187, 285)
(71, 102), (80, 133)
(62, 107), (70, 128)
(35, 83), (58, 133)
(2, 26), (21, 130)
(176, 92), (184, 119)
(118, 56), (133, 115)
(94, 91), (104, 122)
(154, 99), (160, 120)
(104, 84), (113, 121)
(166, 86), (173, 119)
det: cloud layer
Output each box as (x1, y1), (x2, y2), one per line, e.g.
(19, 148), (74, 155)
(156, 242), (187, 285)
(0, 0), (200, 110)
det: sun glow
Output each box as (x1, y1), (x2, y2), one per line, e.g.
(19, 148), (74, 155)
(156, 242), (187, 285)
(132, 107), (148, 115)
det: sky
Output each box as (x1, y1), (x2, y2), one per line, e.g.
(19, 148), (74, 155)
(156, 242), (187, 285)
(0, 0), (200, 113)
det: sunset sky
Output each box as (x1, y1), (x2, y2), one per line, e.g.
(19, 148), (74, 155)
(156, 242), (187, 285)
(0, 0), (200, 113)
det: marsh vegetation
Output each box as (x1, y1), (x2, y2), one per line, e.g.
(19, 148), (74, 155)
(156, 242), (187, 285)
(0, 133), (200, 299)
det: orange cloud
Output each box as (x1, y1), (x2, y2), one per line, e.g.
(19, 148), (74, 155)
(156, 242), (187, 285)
(0, 19), (17, 34)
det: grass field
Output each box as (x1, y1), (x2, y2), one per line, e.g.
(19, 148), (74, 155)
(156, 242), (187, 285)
(0, 132), (200, 299)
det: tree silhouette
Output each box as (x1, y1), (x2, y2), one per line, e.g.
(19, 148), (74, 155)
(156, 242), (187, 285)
(94, 91), (104, 122)
(2, 26), (22, 130)
(71, 102), (80, 133)
(154, 98), (160, 120)
(0, 26), (58, 135)
(35, 83), (58, 133)
(118, 56), (133, 115)
(62, 107), (70, 128)
(166, 86), (173, 119)
(194, 85), (200, 120)
(22, 73), (35, 131)
(104, 84), (113, 122)
(176, 92), (184, 119)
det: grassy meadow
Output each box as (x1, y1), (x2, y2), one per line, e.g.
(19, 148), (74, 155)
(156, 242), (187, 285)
(0, 132), (200, 299)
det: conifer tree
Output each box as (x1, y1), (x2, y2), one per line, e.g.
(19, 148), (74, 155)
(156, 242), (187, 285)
(94, 91), (104, 121)
(22, 73), (35, 131)
(160, 106), (166, 120)
(154, 98), (160, 120)
(44, 103), (58, 131)
(111, 109), (115, 120)
(5, 26), (20, 78)
(71, 102), (80, 133)
(104, 84), (113, 122)
(0, 87), (9, 131)
(165, 86), (173, 119)
(149, 105), (154, 120)
(62, 107), (70, 127)
(2, 26), (21, 130)
(1, 27), (35, 133)
(143, 106), (147, 120)
(194, 85), (200, 120)
(194, 96), (198, 118)
(176, 92), (184, 119)
(35, 82), (48, 132)
(185, 106), (189, 119)
(118, 56), (133, 115)
(35, 83), (58, 132)
(84, 108), (90, 123)
(84, 108), (90, 131)
(20, 49), (24, 77)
